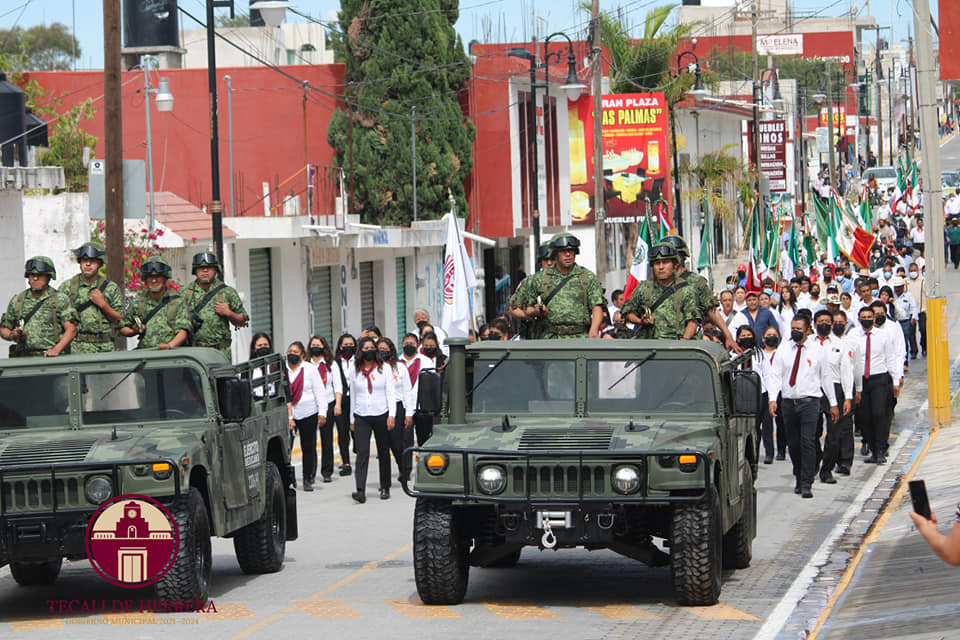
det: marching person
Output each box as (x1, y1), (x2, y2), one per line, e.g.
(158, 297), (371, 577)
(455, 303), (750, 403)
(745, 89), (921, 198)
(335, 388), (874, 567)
(349, 336), (397, 503)
(333, 333), (358, 477)
(758, 326), (786, 463)
(308, 335), (340, 483)
(905, 262), (926, 356)
(286, 341), (326, 492)
(66, 242), (123, 353)
(812, 310), (858, 484)
(378, 338), (414, 484)
(852, 306), (900, 464)
(119, 256), (181, 349)
(398, 332), (428, 481)
(0, 257), (77, 357)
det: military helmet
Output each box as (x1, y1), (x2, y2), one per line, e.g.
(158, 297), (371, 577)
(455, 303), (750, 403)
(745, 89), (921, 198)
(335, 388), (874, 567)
(537, 242), (555, 261)
(550, 232), (581, 255)
(24, 256), (56, 280)
(659, 234), (689, 257)
(191, 251), (220, 274)
(141, 255), (172, 278)
(75, 241), (107, 264)
(649, 242), (681, 263)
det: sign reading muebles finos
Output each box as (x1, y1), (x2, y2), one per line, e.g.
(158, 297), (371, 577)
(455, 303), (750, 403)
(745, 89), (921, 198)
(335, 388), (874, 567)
(752, 120), (788, 193)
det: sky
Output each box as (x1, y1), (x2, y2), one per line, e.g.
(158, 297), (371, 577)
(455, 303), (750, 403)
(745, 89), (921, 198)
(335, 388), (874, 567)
(5, 0), (939, 71)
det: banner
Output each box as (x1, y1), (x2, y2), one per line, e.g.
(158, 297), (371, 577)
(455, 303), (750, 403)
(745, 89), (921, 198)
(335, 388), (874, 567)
(748, 120), (787, 193)
(569, 92), (671, 226)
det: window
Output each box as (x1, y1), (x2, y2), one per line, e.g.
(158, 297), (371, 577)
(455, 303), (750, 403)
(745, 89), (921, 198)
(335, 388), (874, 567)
(81, 367), (207, 424)
(249, 248), (274, 338)
(587, 359), (716, 414)
(469, 358), (575, 414)
(0, 374), (70, 428)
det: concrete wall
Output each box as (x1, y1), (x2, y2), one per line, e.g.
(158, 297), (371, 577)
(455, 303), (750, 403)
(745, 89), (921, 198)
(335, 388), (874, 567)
(0, 191), (26, 327)
(21, 193), (91, 282)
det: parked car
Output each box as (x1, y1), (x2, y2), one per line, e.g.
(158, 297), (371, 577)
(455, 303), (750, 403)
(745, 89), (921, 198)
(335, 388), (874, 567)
(860, 166), (898, 193)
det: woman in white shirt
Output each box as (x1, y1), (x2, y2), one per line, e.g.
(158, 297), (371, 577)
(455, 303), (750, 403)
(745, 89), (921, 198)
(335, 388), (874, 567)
(287, 341), (327, 492)
(378, 338), (414, 484)
(333, 334), (358, 477)
(777, 287), (798, 338)
(308, 335), (340, 484)
(758, 326), (786, 464)
(349, 336), (396, 503)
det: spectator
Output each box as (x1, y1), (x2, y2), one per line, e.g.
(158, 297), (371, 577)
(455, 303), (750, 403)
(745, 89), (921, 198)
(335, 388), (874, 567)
(911, 502), (960, 566)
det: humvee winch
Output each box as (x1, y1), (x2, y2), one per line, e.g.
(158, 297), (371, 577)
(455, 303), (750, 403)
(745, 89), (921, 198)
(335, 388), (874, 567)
(404, 339), (761, 606)
(0, 348), (296, 601)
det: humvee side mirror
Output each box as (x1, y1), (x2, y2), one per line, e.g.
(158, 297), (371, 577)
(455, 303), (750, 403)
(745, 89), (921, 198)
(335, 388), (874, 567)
(731, 370), (762, 416)
(417, 369), (442, 415)
(218, 377), (252, 422)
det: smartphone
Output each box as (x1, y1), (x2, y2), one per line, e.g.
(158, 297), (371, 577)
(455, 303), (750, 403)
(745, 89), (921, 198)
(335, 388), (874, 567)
(909, 479), (931, 519)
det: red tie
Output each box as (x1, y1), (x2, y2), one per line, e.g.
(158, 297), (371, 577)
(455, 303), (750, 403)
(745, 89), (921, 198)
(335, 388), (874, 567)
(788, 344), (803, 387)
(864, 332), (871, 378)
(818, 337), (826, 345)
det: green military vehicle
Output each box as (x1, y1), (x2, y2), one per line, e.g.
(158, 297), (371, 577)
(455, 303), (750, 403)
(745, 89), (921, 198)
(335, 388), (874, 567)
(405, 338), (761, 606)
(0, 348), (296, 601)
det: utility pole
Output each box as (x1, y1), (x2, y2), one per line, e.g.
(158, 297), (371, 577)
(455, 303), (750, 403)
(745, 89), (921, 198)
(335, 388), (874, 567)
(875, 27), (884, 167)
(913, 0), (950, 427)
(412, 105), (417, 222)
(751, 0), (761, 203)
(825, 63), (837, 194)
(591, 0), (607, 280)
(103, 0), (124, 297)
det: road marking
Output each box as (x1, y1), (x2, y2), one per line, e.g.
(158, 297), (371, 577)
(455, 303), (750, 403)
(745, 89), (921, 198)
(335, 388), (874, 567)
(7, 618), (64, 631)
(210, 603), (257, 620)
(294, 599), (360, 618)
(484, 603), (561, 619)
(583, 604), (662, 620)
(226, 542), (412, 639)
(387, 599), (460, 618)
(687, 603), (761, 621)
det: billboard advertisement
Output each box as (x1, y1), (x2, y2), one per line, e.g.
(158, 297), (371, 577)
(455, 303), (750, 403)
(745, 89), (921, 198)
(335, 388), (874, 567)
(568, 92), (671, 225)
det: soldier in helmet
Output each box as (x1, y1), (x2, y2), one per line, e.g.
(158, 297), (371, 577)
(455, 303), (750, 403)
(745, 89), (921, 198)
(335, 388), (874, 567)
(508, 241), (555, 337)
(65, 241), (124, 353)
(0, 257), (77, 357)
(119, 256), (182, 349)
(517, 233), (604, 339)
(165, 251), (247, 361)
(660, 234), (740, 352)
(622, 242), (700, 339)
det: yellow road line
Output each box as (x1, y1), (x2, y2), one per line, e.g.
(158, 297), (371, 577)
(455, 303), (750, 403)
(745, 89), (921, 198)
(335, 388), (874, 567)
(805, 425), (942, 640)
(7, 619), (65, 631)
(686, 603), (761, 621)
(294, 599), (360, 618)
(387, 599), (460, 618)
(208, 603), (257, 621)
(583, 604), (662, 620)
(484, 603), (561, 619)
(226, 542), (412, 639)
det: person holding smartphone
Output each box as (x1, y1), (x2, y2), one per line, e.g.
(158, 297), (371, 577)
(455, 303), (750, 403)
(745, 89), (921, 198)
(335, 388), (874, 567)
(911, 497), (960, 566)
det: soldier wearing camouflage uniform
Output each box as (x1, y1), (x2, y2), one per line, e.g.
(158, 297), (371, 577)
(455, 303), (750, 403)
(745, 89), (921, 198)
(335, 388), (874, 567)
(517, 233), (603, 339)
(119, 256), (182, 348)
(0, 257), (78, 357)
(622, 242), (700, 339)
(508, 241), (555, 338)
(166, 251), (247, 361)
(64, 242), (124, 353)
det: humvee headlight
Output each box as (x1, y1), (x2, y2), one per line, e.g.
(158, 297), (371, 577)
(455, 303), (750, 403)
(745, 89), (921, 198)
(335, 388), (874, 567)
(152, 463), (173, 480)
(425, 453), (448, 476)
(612, 466), (641, 495)
(84, 475), (112, 504)
(477, 466), (506, 495)
(678, 455), (699, 472)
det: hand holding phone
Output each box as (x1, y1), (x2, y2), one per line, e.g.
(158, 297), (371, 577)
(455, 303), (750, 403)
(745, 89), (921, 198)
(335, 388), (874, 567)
(909, 479), (931, 520)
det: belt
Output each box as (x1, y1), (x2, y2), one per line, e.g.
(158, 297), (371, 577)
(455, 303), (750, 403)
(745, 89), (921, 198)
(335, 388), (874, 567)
(549, 324), (589, 336)
(783, 396), (819, 402)
(75, 332), (113, 343)
(197, 340), (232, 350)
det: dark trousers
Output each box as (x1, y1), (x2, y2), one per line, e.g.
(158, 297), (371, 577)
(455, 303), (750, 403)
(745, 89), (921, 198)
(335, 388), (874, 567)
(353, 412), (391, 493)
(821, 385), (852, 474)
(760, 392), (787, 459)
(318, 401), (336, 479)
(414, 412), (433, 445)
(388, 403), (413, 480)
(899, 320), (912, 366)
(861, 373), (894, 456)
(918, 311), (927, 354)
(906, 318), (919, 357)
(334, 395), (352, 467)
(782, 397), (821, 490)
(950, 243), (960, 268)
(295, 413), (319, 483)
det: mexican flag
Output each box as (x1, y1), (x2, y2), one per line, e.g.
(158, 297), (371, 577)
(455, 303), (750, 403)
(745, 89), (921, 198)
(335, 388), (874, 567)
(623, 217), (652, 302)
(834, 205), (875, 268)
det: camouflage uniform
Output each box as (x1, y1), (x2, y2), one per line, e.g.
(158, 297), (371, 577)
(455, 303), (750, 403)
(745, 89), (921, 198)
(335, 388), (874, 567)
(509, 271), (546, 338)
(523, 264), (603, 339)
(121, 288), (181, 349)
(64, 274), (123, 353)
(174, 279), (247, 361)
(680, 270), (718, 320)
(621, 277), (700, 340)
(1, 287), (77, 357)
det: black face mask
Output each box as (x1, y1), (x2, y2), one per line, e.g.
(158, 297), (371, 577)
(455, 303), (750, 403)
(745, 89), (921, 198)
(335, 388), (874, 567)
(832, 324), (846, 338)
(340, 346), (356, 358)
(764, 335), (780, 348)
(790, 329), (804, 343)
(422, 346), (438, 358)
(361, 349), (378, 362)
(402, 344), (417, 357)
(874, 314), (886, 327)
(379, 351), (392, 362)
(416, 320), (427, 330)
(309, 346), (323, 357)
(286, 353), (301, 366)
(254, 346), (271, 358)
(861, 319), (874, 331)
(816, 323), (832, 337)
(483, 334), (502, 341)
(737, 336), (756, 349)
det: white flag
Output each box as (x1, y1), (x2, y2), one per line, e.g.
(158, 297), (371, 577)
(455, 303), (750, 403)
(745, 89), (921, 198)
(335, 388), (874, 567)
(440, 214), (477, 338)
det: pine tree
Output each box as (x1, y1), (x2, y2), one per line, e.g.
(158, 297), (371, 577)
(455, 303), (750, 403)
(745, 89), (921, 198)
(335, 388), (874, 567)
(327, 0), (475, 225)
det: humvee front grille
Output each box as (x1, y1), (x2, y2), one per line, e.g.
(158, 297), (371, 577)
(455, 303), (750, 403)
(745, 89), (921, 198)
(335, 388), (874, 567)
(517, 427), (614, 451)
(2, 477), (84, 512)
(511, 464), (607, 497)
(0, 439), (96, 465)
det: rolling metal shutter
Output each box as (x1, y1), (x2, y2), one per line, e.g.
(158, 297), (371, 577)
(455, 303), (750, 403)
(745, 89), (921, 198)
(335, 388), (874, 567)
(249, 248), (273, 338)
(395, 257), (406, 337)
(359, 261), (375, 329)
(309, 265), (333, 340)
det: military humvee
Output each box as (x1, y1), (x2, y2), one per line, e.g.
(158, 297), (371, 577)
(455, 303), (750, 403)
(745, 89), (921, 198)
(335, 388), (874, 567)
(0, 348), (296, 601)
(405, 338), (761, 606)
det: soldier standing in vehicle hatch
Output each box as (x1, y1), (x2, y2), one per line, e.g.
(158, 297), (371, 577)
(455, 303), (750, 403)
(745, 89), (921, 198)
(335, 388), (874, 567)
(514, 233), (603, 339)
(119, 256), (182, 349)
(508, 241), (555, 338)
(622, 242), (700, 339)
(64, 242), (124, 353)
(0, 257), (78, 357)
(164, 251), (247, 361)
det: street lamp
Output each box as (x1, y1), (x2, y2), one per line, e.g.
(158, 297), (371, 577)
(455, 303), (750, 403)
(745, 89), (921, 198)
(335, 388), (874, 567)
(249, 1), (292, 27)
(507, 32), (585, 266)
(671, 50), (710, 234)
(142, 55), (174, 232)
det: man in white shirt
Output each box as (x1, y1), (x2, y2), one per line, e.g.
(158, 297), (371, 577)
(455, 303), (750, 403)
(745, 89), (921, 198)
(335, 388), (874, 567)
(767, 315), (838, 498)
(908, 217), (925, 254)
(905, 263), (925, 356)
(718, 290), (748, 334)
(414, 309), (449, 356)
(852, 306), (901, 464)
(944, 191), (960, 217)
(812, 310), (858, 484)
(891, 276), (919, 367)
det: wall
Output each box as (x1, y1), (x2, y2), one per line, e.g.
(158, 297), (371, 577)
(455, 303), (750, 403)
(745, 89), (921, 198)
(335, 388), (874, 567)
(0, 191), (25, 332)
(21, 193), (91, 281)
(180, 23), (333, 69)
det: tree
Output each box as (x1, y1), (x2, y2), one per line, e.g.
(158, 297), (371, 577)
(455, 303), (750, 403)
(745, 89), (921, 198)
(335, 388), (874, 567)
(0, 23), (79, 71)
(215, 14), (250, 28)
(326, 0), (475, 225)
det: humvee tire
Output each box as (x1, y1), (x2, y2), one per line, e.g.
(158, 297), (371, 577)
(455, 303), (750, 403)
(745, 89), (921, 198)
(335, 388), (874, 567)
(670, 488), (722, 606)
(10, 558), (62, 586)
(413, 499), (469, 604)
(156, 488), (212, 603)
(234, 463), (287, 574)
(723, 466), (756, 570)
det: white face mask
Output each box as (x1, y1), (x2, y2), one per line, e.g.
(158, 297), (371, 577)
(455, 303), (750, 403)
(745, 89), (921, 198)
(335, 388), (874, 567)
(909, 272), (918, 279)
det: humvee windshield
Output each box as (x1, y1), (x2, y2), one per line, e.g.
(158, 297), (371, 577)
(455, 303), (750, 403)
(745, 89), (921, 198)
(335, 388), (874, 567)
(587, 359), (716, 414)
(81, 366), (207, 424)
(0, 373), (70, 428)
(469, 359), (576, 414)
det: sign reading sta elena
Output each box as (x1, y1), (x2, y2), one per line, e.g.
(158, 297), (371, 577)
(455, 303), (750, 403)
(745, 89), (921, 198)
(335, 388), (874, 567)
(757, 34), (803, 56)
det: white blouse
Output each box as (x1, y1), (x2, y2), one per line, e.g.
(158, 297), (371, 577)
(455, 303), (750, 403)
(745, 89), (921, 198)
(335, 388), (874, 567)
(287, 360), (325, 420)
(348, 363), (397, 421)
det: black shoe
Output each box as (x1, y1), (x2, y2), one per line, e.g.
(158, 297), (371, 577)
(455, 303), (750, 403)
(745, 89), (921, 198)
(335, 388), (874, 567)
(776, 453), (786, 461)
(304, 480), (314, 492)
(801, 487), (814, 499)
(861, 443), (871, 457)
(764, 455), (774, 465)
(322, 475), (332, 483)
(340, 464), (352, 477)
(864, 454), (878, 464)
(379, 488), (390, 500)
(351, 490), (366, 504)
(794, 482), (802, 495)
(820, 472), (837, 484)
(877, 454), (887, 464)
(836, 465), (851, 476)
